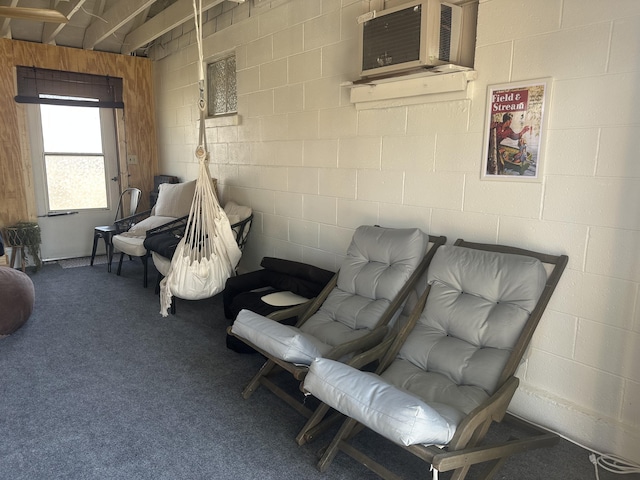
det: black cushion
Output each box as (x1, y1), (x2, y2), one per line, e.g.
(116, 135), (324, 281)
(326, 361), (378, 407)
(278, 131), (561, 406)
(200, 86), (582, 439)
(144, 232), (182, 259)
(223, 257), (334, 320)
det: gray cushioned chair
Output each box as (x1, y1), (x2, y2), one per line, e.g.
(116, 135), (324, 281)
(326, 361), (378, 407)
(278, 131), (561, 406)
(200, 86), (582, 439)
(302, 240), (568, 480)
(228, 225), (446, 422)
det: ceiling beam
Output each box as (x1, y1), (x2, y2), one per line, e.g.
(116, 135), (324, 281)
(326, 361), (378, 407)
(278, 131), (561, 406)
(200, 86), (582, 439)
(121, 0), (245, 55)
(42, 0), (89, 45)
(93, 0), (107, 17)
(130, 5), (153, 31)
(0, 0), (19, 39)
(82, 0), (158, 50)
(0, 6), (67, 23)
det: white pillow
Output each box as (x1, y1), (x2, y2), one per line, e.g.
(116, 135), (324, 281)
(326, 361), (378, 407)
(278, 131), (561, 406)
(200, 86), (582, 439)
(226, 214), (240, 225)
(224, 201), (252, 223)
(154, 180), (196, 218)
(123, 216), (176, 237)
(304, 358), (463, 447)
(231, 310), (331, 365)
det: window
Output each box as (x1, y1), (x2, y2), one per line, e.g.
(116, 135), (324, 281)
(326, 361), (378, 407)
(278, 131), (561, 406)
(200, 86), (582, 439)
(206, 55), (237, 117)
(39, 99), (109, 211)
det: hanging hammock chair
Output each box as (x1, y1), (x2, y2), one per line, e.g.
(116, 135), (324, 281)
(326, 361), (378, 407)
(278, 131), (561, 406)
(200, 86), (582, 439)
(159, 0), (242, 316)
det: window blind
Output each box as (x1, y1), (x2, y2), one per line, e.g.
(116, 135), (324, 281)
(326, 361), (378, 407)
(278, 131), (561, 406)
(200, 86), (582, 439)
(15, 66), (124, 108)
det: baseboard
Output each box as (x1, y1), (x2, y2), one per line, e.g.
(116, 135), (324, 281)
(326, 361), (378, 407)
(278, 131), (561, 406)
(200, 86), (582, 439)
(509, 384), (640, 465)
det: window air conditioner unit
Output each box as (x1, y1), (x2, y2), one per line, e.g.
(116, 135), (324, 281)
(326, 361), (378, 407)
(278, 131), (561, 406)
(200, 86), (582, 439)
(358, 0), (475, 79)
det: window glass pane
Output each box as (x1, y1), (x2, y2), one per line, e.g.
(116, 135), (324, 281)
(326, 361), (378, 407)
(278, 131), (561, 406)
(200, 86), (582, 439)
(207, 55), (237, 117)
(40, 103), (103, 153)
(45, 155), (108, 210)
(213, 60), (227, 115)
(226, 56), (237, 113)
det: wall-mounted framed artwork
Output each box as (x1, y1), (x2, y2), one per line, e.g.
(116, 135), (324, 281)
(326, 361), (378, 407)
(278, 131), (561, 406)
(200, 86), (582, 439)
(481, 78), (551, 181)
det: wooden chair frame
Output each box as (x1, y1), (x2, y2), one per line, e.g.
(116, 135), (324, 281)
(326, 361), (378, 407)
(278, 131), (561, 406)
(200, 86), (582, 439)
(307, 239), (568, 480)
(226, 234), (447, 421)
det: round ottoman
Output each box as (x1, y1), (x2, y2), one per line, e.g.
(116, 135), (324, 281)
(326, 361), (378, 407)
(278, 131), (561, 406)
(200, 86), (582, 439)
(0, 267), (35, 337)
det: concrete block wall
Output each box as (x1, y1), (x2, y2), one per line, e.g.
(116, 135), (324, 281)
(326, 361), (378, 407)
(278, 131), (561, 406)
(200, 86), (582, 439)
(151, 0), (640, 463)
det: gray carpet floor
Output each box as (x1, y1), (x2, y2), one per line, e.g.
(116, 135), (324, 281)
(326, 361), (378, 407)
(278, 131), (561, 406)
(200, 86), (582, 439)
(1, 261), (634, 480)
(57, 255), (108, 269)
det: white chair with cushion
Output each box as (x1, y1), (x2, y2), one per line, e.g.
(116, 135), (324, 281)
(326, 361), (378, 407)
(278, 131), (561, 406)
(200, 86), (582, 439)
(302, 240), (568, 480)
(112, 180), (196, 287)
(228, 226), (446, 424)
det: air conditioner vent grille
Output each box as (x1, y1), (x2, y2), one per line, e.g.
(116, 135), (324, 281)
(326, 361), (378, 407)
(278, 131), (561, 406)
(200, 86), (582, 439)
(362, 5), (422, 71)
(439, 4), (452, 62)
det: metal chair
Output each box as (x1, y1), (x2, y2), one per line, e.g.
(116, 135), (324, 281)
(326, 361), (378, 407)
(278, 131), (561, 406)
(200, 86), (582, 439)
(90, 187), (141, 272)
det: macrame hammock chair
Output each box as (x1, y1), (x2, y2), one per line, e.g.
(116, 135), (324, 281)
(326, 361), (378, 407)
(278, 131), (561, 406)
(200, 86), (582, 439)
(159, 0), (241, 317)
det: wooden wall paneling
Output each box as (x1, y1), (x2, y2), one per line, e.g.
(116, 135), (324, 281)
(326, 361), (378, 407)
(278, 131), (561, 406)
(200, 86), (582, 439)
(117, 54), (157, 211)
(133, 56), (156, 211)
(15, 103), (37, 223)
(73, 49), (111, 76)
(115, 109), (130, 192)
(0, 39), (158, 227)
(0, 39), (29, 226)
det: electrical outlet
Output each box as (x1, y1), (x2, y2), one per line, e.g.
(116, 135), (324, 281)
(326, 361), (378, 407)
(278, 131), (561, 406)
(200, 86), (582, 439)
(127, 154), (138, 165)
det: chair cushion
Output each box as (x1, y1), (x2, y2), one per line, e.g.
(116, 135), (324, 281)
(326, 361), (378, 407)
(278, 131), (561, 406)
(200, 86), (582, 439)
(152, 251), (172, 276)
(262, 257), (334, 288)
(224, 201), (252, 224)
(154, 180), (196, 218)
(112, 234), (147, 257)
(224, 201), (252, 244)
(230, 226), (425, 360)
(398, 245), (547, 396)
(299, 226), (426, 345)
(144, 232), (183, 259)
(381, 358), (490, 416)
(298, 304), (379, 348)
(122, 216), (176, 237)
(338, 226), (426, 305)
(231, 309), (332, 365)
(304, 358), (464, 447)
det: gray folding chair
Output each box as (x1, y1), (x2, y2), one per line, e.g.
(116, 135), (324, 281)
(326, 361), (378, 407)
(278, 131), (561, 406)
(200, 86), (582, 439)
(303, 240), (568, 480)
(228, 225), (446, 426)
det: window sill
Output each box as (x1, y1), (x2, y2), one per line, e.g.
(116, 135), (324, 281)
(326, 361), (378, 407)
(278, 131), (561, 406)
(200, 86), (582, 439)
(344, 65), (477, 109)
(204, 114), (240, 128)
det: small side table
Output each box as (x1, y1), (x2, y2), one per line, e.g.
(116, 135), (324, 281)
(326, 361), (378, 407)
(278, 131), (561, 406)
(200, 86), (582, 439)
(91, 224), (117, 272)
(9, 245), (26, 272)
(2, 224), (41, 272)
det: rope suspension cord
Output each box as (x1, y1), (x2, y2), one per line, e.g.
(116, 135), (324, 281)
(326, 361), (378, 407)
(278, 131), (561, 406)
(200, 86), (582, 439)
(158, 0), (242, 316)
(187, 0), (215, 264)
(193, 0), (208, 162)
(188, 0), (212, 262)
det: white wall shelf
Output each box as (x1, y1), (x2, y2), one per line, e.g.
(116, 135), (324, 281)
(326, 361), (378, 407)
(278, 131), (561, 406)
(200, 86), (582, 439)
(344, 65), (477, 109)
